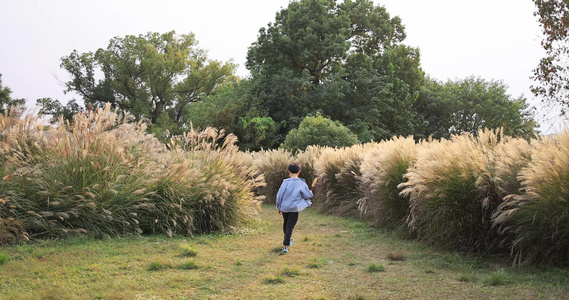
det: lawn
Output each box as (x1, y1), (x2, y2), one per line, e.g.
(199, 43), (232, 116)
(1, 204), (568, 299)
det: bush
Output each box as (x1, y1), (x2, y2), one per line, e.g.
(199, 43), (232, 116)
(282, 114), (359, 153)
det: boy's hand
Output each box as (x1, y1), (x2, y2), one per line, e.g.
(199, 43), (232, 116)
(278, 209), (283, 215)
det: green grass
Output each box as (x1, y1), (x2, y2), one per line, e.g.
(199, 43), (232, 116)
(179, 243), (199, 257)
(367, 263), (386, 273)
(0, 253), (8, 265)
(0, 204), (568, 299)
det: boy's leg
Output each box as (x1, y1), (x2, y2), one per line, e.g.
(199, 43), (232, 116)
(282, 212), (299, 246)
(282, 213), (289, 236)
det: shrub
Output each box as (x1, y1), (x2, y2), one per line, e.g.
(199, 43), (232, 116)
(358, 136), (418, 232)
(282, 114), (359, 153)
(493, 131), (569, 265)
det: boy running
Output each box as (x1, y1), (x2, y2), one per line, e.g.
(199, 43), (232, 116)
(276, 163), (313, 253)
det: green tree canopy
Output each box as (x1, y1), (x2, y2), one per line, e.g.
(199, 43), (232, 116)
(0, 74), (26, 115)
(60, 31), (237, 135)
(36, 98), (82, 124)
(186, 80), (279, 151)
(246, 0), (422, 144)
(282, 113), (359, 152)
(414, 77), (538, 140)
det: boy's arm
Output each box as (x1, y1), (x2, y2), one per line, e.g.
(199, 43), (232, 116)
(275, 183), (285, 209)
(300, 182), (313, 199)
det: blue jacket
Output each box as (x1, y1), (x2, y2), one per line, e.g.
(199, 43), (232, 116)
(276, 177), (313, 213)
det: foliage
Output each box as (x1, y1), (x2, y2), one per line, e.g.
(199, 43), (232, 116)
(36, 97), (82, 124)
(493, 130), (569, 265)
(185, 81), (279, 151)
(414, 77), (538, 140)
(283, 114), (359, 152)
(0, 74), (26, 115)
(294, 145), (322, 192)
(60, 31), (236, 136)
(246, 0), (421, 144)
(531, 0), (569, 115)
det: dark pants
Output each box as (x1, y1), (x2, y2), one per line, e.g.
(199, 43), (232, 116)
(282, 212), (299, 246)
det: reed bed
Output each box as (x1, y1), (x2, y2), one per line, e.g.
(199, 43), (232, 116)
(0, 105), (262, 244)
(358, 136), (419, 234)
(250, 149), (291, 204)
(493, 130), (569, 265)
(313, 144), (372, 218)
(247, 128), (569, 266)
(294, 145), (321, 191)
(399, 129), (510, 253)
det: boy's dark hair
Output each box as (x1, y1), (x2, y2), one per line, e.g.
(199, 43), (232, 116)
(288, 163), (300, 174)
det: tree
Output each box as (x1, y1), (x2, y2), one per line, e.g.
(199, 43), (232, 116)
(36, 98), (82, 124)
(185, 80), (279, 151)
(282, 113), (359, 152)
(246, 0), (421, 144)
(60, 31), (236, 135)
(415, 77), (538, 140)
(531, 0), (569, 115)
(0, 74), (26, 115)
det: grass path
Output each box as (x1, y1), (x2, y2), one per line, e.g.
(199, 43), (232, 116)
(1, 204), (569, 299)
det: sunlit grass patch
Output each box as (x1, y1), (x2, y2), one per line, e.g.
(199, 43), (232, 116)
(178, 243), (198, 257)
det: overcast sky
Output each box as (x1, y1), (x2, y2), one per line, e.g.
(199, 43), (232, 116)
(0, 0), (565, 133)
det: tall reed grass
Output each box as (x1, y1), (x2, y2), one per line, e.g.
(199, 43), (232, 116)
(493, 130), (569, 265)
(358, 137), (418, 234)
(0, 105), (262, 243)
(313, 144), (371, 217)
(251, 149), (291, 204)
(399, 129), (508, 253)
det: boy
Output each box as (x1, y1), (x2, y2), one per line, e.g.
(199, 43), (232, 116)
(276, 163), (313, 253)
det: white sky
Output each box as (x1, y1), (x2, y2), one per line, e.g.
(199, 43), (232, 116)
(0, 0), (566, 133)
